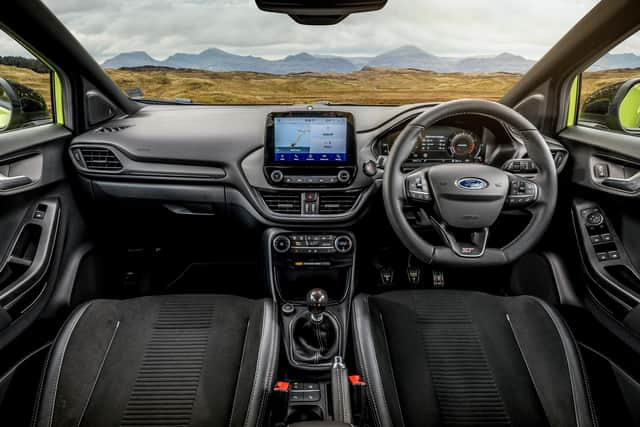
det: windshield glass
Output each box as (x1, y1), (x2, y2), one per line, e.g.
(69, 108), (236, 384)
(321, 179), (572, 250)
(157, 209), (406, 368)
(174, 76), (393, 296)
(41, 0), (600, 105)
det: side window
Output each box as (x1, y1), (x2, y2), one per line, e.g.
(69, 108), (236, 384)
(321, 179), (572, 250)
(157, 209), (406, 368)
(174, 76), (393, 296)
(0, 30), (54, 133)
(571, 32), (640, 135)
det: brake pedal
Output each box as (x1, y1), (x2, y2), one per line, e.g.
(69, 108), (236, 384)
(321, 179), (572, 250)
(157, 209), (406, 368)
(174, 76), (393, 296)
(407, 254), (421, 286)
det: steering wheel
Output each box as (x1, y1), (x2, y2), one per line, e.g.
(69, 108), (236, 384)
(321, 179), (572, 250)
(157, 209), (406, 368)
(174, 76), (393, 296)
(383, 99), (557, 267)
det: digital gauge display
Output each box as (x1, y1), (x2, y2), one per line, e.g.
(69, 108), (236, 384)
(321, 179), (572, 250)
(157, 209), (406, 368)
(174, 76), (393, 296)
(449, 131), (477, 157)
(377, 126), (483, 165)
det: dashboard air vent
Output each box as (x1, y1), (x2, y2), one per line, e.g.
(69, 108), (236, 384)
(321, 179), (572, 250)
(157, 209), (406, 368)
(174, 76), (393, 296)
(319, 191), (361, 215)
(75, 147), (123, 171)
(551, 149), (567, 169)
(260, 191), (301, 215)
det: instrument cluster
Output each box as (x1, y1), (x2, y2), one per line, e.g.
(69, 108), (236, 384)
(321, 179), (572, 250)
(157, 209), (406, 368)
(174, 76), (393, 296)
(373, 125), (485, 167)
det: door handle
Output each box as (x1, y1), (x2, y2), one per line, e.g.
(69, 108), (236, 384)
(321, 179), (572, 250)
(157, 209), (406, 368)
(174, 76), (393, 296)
(602, 172), (640, 193)
(0, 173), (32, 190)
(0, 199), (60, 309)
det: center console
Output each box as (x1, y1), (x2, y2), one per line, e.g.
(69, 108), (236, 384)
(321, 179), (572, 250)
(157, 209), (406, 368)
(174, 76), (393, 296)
(266, 229), (355, 371)
(260, 112), (365, 425)
(265, 228), (359, 424)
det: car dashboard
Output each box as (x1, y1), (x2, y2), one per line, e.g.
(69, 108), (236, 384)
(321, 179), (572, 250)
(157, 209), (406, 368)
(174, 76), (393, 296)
(68, 103), (568, 226)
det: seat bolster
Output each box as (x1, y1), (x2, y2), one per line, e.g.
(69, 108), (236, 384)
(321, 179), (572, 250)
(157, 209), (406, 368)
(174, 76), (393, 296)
(32, 301), (95, 427)
(242, 299), (280, 427)
(534, 299), (597, 427)
(352, 294), (393, 427)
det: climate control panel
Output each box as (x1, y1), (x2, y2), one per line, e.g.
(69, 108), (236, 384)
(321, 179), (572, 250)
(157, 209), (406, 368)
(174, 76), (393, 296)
(272, 233), (353, 255)
(265, 166), (356, 187)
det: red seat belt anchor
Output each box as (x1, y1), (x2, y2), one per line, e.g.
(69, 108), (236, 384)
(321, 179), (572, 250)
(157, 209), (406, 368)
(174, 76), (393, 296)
(349, 375), (366, 386)
(274, 381), (290, 391)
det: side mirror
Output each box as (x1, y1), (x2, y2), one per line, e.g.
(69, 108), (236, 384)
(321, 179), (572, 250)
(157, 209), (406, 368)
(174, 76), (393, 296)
(580, 77), (640, 133)
(0, 78), (19, 131)
(617, 79), (640, 132)
(0, 77), (49, 131)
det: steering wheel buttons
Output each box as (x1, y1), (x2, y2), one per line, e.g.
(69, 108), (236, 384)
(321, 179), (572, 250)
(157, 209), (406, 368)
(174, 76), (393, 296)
(505, 176), (538, 208)
(408, 190), (431, 201)
(405, 172), (432, 202)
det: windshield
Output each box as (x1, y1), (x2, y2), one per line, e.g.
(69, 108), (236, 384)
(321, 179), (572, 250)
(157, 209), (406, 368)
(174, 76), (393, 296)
(42, 0), (601, 105)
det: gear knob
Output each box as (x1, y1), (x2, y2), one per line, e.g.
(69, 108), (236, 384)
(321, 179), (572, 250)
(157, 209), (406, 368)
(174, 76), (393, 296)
(306, 288), (328, 322)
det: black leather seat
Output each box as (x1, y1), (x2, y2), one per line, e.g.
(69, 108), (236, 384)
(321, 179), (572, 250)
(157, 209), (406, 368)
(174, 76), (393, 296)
(352, 290), (596, 427)
(33, 295), (279, 427)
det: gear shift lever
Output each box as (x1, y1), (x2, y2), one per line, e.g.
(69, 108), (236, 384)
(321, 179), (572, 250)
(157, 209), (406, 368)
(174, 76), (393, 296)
(292, 288), (338, 364)
(306, 288), (328, 322)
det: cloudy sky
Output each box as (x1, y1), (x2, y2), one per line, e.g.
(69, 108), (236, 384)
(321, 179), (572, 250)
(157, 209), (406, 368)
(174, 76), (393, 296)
(5, 0), (639, 63)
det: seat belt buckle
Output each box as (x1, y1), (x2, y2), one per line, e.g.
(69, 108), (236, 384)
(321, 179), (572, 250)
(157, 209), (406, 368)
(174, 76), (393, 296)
(348, 374), (368, 427)
(270, 381), (290, 425)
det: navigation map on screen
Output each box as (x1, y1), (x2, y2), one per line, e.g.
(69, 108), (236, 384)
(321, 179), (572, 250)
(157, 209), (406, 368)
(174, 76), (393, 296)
(273, 116), (347, 162)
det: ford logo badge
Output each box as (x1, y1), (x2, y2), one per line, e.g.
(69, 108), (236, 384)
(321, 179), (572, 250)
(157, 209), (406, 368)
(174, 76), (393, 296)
(456, 177), (488, 190)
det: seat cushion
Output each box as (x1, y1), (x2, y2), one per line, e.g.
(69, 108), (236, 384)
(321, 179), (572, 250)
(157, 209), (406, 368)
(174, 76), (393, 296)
(353, 290), (596, 427)
(34, 295), (278, 427)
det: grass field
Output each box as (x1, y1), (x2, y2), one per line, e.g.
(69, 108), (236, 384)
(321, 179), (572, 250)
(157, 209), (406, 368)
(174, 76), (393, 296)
(1, 63), (639, 109)
(104, 66), (523, 105)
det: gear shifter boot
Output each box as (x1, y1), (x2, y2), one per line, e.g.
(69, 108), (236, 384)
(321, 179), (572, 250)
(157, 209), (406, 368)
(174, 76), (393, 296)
(291, 311), (340, 364)
(291, 288), (340, 364)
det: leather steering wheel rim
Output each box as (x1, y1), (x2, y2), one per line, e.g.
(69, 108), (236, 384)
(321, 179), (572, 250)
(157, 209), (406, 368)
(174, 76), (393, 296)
(383, 99), (557, 267)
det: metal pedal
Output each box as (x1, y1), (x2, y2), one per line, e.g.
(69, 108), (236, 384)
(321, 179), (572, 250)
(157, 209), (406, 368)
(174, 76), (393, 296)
(379, 267), (394, 287)
(406, 254), (421, 286)
(432, 270), (445, 288)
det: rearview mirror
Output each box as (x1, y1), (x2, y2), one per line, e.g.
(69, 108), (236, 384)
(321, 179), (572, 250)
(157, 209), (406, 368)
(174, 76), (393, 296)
(580, 77), (640, 133)
(255, 0), (387, 25)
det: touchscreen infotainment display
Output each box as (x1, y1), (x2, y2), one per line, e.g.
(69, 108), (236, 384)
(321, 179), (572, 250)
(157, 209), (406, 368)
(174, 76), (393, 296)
(273, 116), (348, 162)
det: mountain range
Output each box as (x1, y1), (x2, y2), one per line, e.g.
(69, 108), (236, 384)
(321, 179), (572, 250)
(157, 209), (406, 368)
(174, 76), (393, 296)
(101, 45), (640, 74)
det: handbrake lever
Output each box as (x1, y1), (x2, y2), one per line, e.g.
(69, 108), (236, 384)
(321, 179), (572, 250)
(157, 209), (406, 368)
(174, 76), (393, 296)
(331, 356), (353, 424)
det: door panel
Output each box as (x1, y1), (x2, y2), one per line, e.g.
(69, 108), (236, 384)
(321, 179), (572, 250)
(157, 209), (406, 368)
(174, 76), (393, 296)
(559, 124), (640, 426)
(0, 198), (60, 310)
(559, 125), (640, 326)
(0, 124), (75, 350)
